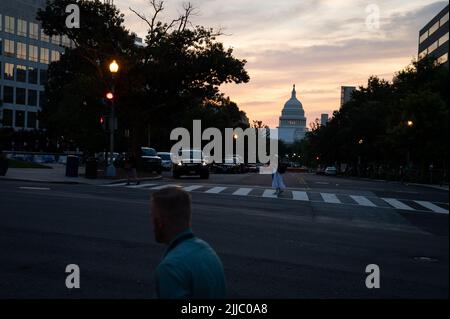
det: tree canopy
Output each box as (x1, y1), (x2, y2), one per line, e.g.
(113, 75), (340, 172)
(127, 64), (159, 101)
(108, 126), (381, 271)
(300, 56), (448, 182)
(37, 0), (250, 152)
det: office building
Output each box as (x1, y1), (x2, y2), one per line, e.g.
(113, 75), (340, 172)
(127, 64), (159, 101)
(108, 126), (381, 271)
(418, 4), (449, 66)
(340, 86), (356, 107)
(0, 0), (70, 130)
(320, 113), (329, 126)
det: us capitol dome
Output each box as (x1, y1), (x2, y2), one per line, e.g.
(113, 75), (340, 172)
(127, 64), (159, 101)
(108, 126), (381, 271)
(277, 85), (307, 144)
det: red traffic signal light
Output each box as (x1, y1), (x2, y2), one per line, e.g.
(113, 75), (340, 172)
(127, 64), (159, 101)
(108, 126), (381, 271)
(106, 92), (114, 100)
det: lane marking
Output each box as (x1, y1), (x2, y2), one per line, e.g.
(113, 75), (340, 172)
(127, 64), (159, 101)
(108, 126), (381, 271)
(382, 198), (414, 211)
(320, 193), (341, 204)
(292, 191), (309, 201)
(126, 183), (156, 189)
(233, 188), (253, 196)
(350, 195), (376, 207)
(150, 184), (181, 190)
(19, 187), (50, 190)
(183, 185), (204, 192)
(205, 186), (227, 194)
(262, 189), (278, 198)
(414, 201), (449, 214)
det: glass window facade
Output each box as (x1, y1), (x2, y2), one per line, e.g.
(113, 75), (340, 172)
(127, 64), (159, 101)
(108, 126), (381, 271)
(39, 69), (47, 85)
(4, 39), (14, 57)
(3, 86), (14, 103)
(2, 109), (13, 127)
(440, 12), (449, 26)
(17, 42), (27, 59)
(28, 67), (38, 84)
(27, 111), (37, 129)
(16, 87), (26, 105)
(5, 16), (15, 34)
(51, 50), (60, 62)
(28, 44), (38, 62)
(17, 18), (27, 36)
(4, 63), (14, 80)
(16, 65), (27, 82)
(429, 21), (440, 36)
(439, 32), (449, 46)
(15, 110), (25, 127)
(29, 22), (39, 39)
(28, 89), (37, 106)
(40, 29), (49, 42)
(40, 47), (49, 64)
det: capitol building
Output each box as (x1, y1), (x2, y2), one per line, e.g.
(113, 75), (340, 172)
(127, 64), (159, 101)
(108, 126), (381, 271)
(277, 85), (307, 144)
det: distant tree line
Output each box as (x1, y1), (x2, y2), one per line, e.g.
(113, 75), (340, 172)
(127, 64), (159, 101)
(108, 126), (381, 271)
(290, 57), (449, 184)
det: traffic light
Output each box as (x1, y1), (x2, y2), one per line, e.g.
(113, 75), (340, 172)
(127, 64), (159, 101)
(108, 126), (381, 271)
(100, 116), (106, 130)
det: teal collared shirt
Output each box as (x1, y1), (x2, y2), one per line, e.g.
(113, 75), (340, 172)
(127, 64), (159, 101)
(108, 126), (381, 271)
(155, 229), (226, 299)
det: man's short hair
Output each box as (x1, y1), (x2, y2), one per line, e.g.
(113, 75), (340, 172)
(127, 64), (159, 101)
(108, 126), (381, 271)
(151, 187), (192, 225)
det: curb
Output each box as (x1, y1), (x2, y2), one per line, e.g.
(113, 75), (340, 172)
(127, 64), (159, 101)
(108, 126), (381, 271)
(0, 177), (83, 185)
(0, 174), (163, 185)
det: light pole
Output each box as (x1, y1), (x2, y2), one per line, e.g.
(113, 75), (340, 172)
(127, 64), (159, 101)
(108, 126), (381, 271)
(106, 60), (119, 177)
(406, 120), (414, 169)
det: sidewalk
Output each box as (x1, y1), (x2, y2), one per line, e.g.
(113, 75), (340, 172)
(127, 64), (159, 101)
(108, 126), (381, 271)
(0, 164), (162, 185)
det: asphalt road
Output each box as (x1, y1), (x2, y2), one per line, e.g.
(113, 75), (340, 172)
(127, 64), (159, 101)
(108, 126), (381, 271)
(0, 173), (448, 298)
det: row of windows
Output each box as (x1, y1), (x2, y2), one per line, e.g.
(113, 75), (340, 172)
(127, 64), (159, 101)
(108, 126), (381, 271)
(0, 14), (72, 47)
(437, 52), (448, 64)
(419, 11), (449, 44)
(1, 38), (61, 63)
(419, 32), (449, 58)
(1, 109), (37, 129)
(1, 85), (44, 107)
(1, 62), (47, 85)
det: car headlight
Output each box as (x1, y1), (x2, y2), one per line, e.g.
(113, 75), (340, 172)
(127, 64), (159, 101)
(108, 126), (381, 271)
(177, 162), (183, 166)
(202, 161), (207, 166)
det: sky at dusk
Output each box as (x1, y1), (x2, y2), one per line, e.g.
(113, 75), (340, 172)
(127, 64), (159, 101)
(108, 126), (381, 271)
(113, 0), (447, 128)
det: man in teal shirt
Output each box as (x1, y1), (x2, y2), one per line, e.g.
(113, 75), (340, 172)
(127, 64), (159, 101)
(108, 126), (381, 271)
(151, 187), (226, 299)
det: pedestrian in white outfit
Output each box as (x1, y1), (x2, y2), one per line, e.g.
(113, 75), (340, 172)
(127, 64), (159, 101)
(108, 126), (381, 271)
(272, 158), (286, 196)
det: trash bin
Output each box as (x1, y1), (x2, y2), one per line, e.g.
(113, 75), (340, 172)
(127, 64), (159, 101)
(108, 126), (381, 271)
(85, 157), (98, 179)
(65, 155), (79, 177)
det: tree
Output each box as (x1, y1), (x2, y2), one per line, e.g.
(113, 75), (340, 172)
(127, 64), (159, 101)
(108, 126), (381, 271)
(302, 56), (449, 182)
(37, 0), (249, 153)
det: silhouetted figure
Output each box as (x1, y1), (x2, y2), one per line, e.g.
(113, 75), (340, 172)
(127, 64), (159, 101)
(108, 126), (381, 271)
(151, 187), (226, 299)
(125, 152), (139, 185)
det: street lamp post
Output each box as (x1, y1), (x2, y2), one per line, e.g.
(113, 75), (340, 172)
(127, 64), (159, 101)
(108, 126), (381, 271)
(106, 60), (119, 177)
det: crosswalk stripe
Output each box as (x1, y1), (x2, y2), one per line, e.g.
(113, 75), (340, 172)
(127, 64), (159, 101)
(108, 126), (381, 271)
(233, 188), (253, 196)
(292, 191), (309, 201)
(205, 186), (227, 194)
(126, 183), (156, 189)
(320, 193), (341, 204)
(350, 195), (376, 207)
(150, 184), (180, 190)
(382, 198), (414, 210)
(262, 189), (278, 198)
(414, 201), (449, 214)
(183, 185), (204, 192)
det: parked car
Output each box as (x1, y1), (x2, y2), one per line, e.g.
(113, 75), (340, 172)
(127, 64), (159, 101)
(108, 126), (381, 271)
(316, 167), (325, 175)
(157, 152), (173, 171)
(172, 149), (209, 179)
(324, 166), (338, 176)
(214, 155), (247, 173)
(139, 147), (162, 173)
